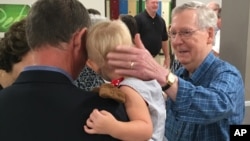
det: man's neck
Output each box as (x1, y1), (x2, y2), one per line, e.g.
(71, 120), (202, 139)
(146, 9), (156, 18)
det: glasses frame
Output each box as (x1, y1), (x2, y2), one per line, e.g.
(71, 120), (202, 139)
(168, 29), (200, 39)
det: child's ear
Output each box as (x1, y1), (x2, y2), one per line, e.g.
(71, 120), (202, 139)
(86, 59), (100, 73)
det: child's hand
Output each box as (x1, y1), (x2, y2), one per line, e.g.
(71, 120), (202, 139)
(84, 109), (117, 134)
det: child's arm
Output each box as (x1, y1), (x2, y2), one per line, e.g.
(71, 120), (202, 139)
(84, 85), (153, 141)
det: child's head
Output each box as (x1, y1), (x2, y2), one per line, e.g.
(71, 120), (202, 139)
(86, 20), (133, 81)
(119, 14), (138, 41)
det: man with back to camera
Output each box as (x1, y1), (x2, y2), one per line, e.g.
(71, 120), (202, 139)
(0, 0), (128, 141)
(135, 0), (170, 67)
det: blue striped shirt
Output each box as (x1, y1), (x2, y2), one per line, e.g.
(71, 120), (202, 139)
(165, 52), (245, 141)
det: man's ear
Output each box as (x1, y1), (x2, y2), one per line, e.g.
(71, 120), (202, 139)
(207, 27), (215, 44)
(80, 28), (88, 61)
(73, 28), (87, 48)
(72, 28), (88, 61)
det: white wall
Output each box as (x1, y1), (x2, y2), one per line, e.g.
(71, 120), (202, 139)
(80, 0), (105, 16)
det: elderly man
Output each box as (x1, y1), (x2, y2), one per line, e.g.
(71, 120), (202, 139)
(107, 1), (245, 141)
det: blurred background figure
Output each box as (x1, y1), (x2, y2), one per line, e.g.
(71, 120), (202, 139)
(212, 7), (222, 56)
(207, 1), (220, 15)
(135, 0), (170, 67)
(119, 14), (138, 42)
(87, 8), (101, 15)
(0, 18), (32, 89)
(207, 1), (222, 56)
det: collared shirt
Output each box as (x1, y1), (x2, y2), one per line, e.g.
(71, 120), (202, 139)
(165, 52), (245, 141)
(23, 65), (74, 83)
(135, 10), (168, 57)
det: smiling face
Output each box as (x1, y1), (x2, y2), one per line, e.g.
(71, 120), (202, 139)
(170, 9), (214, 72)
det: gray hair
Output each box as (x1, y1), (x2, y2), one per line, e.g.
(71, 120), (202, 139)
(172, 1), (217, 29)
(26, 0), (90, 48)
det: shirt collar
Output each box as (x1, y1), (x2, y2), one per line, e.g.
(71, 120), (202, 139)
(23, 65), (74, 82)
(180, 52), (216, 82)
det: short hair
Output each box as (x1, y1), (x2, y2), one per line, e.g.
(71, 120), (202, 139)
(86, 20), (133, 68)
(26, 0), (91, 49)
(89, 14), (108, 26)
(119, 14), (138, 40)
(87, 8), (101, 15)
(0, 18), (30, 72)
(172, 1), (217, 29)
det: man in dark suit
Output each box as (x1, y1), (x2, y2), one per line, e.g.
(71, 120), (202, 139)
(0, 0), (128, 141)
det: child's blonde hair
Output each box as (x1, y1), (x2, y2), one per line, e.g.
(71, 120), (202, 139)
(86, 20), (133, 67)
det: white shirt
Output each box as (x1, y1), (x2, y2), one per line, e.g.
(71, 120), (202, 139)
(212, 30), (220, 54)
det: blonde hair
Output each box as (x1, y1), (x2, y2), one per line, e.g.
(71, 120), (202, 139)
(86, 20), (133, 67)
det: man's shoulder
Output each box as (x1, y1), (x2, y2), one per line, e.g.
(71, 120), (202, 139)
(204, 55), (242, 79)
(156, 14), (166, 23)
(135, 11), (146, 19)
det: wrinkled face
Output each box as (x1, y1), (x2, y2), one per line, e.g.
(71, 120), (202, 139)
(146, 0), (159, 13)
(170, 9), (213, 71)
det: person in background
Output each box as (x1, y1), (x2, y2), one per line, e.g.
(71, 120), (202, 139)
(0, 18), (32, 89)
(106, 1), (245, 141)
(87, 8), (101, 15)
(207, 1), (220, 15)
(74, 8), (106, 91)
(87, 8), (107, 26)
(83, 19), (166, 141)
(212, 8), (221, 56)
(207, 1), (221, 56)
(0, 0), (128, 141)
(135, 0), (170, 67)
(119, 14), (138, 42)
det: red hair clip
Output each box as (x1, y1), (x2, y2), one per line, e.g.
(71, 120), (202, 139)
(111, 77), (124, 87)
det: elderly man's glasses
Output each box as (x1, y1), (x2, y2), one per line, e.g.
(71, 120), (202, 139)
(168, 29), (200, 39)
